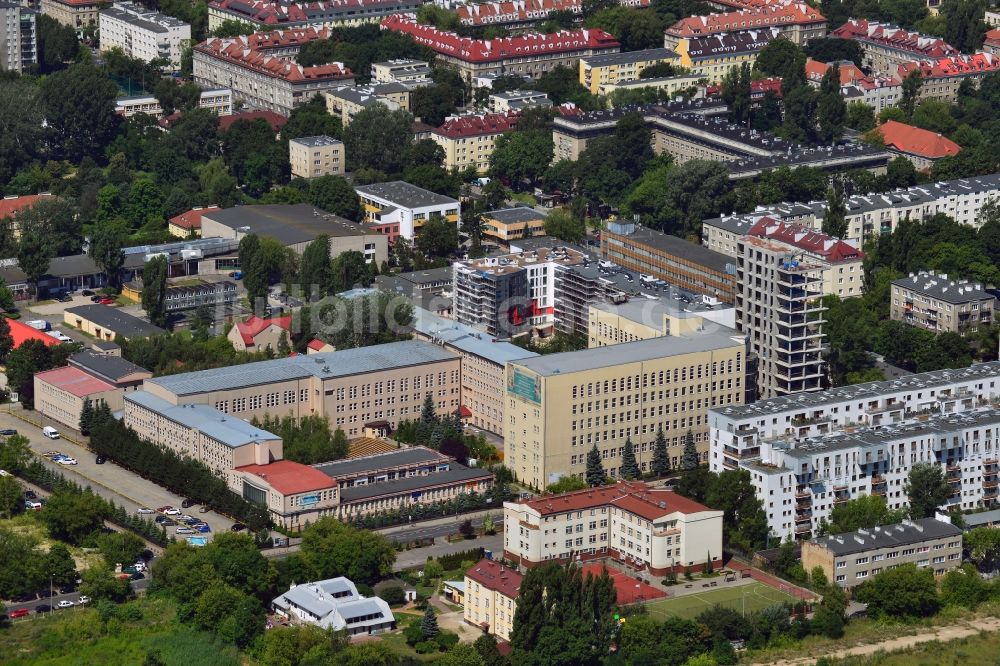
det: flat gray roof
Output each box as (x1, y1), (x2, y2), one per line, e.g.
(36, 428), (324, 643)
(69, 351), (150, 382)
(289, 135), (342, 148)
(201, 204), (369, 245)
(339, 465), (492, 502)
(313, 446), (447, 479)
(125, 391), (279, 447)
(511, 329), (744, 377)
(606, 225), (734, 274)
(893, 271), (993, 304)
(412, 307), (538, 365)
(484, 207), (547, 225)
(65, 304), (165, 338)
(581, 48), (677, 67)
(355, 181), (458, 210)
(147, 340), (458, 396)
(810, 518), (962, 556)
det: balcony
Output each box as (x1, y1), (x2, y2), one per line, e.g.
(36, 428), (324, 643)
(795, 486), (811, 499)
(794, 524), (812, 535)
(984, 480), (999, 489)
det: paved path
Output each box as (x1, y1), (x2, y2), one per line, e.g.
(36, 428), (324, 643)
(758, 616), (1000, 665)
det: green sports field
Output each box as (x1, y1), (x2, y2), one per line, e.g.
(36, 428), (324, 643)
(643, 581), (800, 620)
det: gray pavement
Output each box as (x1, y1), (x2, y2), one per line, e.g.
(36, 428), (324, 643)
(393, 534), (503, 571)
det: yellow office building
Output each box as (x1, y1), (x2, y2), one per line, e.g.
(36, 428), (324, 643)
(580, 47), (680, 95)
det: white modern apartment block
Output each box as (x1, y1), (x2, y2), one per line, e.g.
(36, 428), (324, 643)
(370, 58), (432, 85)
(702, 173), (1000, 248)
(115, 88), (233, 117)
(99, 2), (190, 70)
(709, 361), (1000, 540)
(0, 2), (36, 74)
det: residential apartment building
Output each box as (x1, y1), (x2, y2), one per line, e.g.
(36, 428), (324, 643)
(579, 47), (679, 95)
(601, 221), (737, 303)
(124, 390), (283, 480)
(192, 28), (355, 115)
(323, 82), (411, 125)
(455, 0), (579, 27)
(40, 0), (107, 32)
(115, 88), (233, 117)
(411, 306), (537, 434)
(805, 58), (902, 114)
(891, 271), (995, 335)
(99, 2), (190, 69)
(701, 173), (1000, 246)
(736, 229), (828, 398)
(505, 331), (747, 490)
(355, 181), (459, 243)
(0, 2), (36, 74)
(897, 53), (1000, 105)
(480, 207), (547, 246)
(985, 27), (1000, 54)
(552, 263), (638, 335)
(503, 481), (724, 575)
(381, 15), (620, 82)
(708, 361), (1000, 539)
(453, 246), (587, 339)
(289, 135), (345, 179)
(371, 58), (432, 84)
(140, 340), (462, 438)
(664, 3), (826, 48)
(588, 296), (737, 348)
(490, 89), (551, 113)
(463, 559), (522, 642)
(802, 517), (963, 588)
(595, 72), (703, 97)
(207, 0), (421, 31)
(429, 111), (521, 173)
(674, 27), (780, 82)
(832, 20), (959, 75)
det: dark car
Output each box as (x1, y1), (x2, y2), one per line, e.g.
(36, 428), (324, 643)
(130, 572), (145, 580)
(95, 455), (106, 464)
(23, 490), (36, 500)
(160, 519), (177, 527)
(35, 604), (51, 613)
(81, 289), (94, 296)
(90, 295), (101, 302)
(180, 498), (196, 508)
(154, 515), (167, 524)
(230, 523), (247, 532)
(59, 294), (73, 302)
(0, 428), (17, 436)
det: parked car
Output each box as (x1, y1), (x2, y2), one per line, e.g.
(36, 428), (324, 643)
(160, 519), (177, 527)
(121, 565), (138, 575)
(0, 428), (17, 436)
(24, 500), (42, 511)
(81, 290), (94, 296)
(156, 506), (173, 513)
(130, 572), (145, 580)
(54, 457), (77, 465)
(183, 517), (201, 525)
(35, 604), (50, 613)
(137, 507), (154, 514)
(195, 524), (211, 533)
(42, 451), (61, 458)
(230, 523), (247, 532)
(42, 427), (60, 440)
(24, 490), (36, 500)
(59, 294), (73, 303)
(90, 295), (101, 302)
(175, 527), (194, 535)
(163, 507), (181, 516)
(77, 595), (90, 605)
(8, 608), (29, 619)
(99, 297), (115, 305)
(57, 600), (74, 609)
(95, 455), (106, 464)
(181, 498), (196, 508)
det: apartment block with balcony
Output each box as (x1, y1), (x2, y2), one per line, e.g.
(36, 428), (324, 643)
(40, 0), (107, 33)
(207, 0), (421, 32)
(664, 3), (827, 49)
(736, 235), (827, 398)
(709, 361), (1000, 538)
(430, 112), (520, 174)
(355, 181), (459, 243)
(832, 19), (959, 75)
(0, 2), (36, 74)
(802, 516), (963, 588)
(891, 271), (995, 335)
(99, 2), (190, 69)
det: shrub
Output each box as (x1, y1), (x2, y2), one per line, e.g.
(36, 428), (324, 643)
(436, 631), (459, 651)
(381, 585), (406, 606)
(414, 641), (438, 654)
(403, 623), (424, 646)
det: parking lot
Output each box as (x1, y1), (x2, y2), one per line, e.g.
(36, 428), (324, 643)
(0, 406), (235, 537)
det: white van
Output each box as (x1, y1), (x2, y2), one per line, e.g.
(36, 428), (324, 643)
(42, 426), (60, 439)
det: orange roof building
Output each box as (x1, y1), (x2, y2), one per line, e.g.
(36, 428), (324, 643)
(463, 559), (523, 642)
(875, 119), (961, 170)
(227, 314), (293, 352)
(168, 206), (220, 238)
(985, 28), (1000, 55)
(33, 365), (124, 431)
(8, 319), (60, 349)
(665, 2), (826, 47)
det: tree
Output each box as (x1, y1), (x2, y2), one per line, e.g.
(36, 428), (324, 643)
(41, 491), (110, 544)
(780, 84), (819, 145)
(804, 37), (864, 68)
(300, 235), (332, 298)
(298, 518), (396, 585)
(309, 176), (362, 221)
(941, 564), (989, 609)
(965, 526), (1000, 570)
(652, 425), (670, 477)
(97, 530), (146, 566)
(221, 118), (287, 198)
(812, 584), (847, 638)
(414, 216), (459, 258)
(754, 37), (802, 77)
(817, 66), (847, 144)
(706, 469), (769, 553)
(906, 462), (950, 518)
(0, 434), (33, 474)
(0, 317), (12, 365)
(0, 78), (46, 185)
(89, 219), (128, 290)
(239, 234), (268, 308)
(639, 61), (678, 79)
(0, 474), (22, 519)
(543, 208), (586, 243)
(79, 563), (133, 602)
(79, 397), (94, 435)
(822, 178), (848, 238)
(900, 69), (923, 119)
(680, 430), (699, 471)
(420, 603), (439, 639)
(821, 495), (906, 535)
(40, 63), (119, 161)
(328, 250), (372, 294)
(488, 130), (554, 188)
(855, 563), (939, 618)
(17, 224), (54, 296)
(546, 476), (588, 494)
(16, 198), (82, 257)
(585, 444), (605, 487)
(721, 62), (752, 126)
(940, 0), (988, 52)
(620, 437), (640, 480)
(343, 104), (413, 174)
(141, 255), (168, 328)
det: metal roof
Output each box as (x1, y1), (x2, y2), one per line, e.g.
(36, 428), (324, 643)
(810, 518), (962, 556)
(147, 340), (459, 396)
(201, 204), (370, 245)
(312, 445), (448, 479)
(411, 307), (539, 365)
(125, 391), (280, 448)
(355, 181), (458, 210)
(338, 465), (492, 502)
(69, 351), (151, 382)
(65, 304), (166, 338)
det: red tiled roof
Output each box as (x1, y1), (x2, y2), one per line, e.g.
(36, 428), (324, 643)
(8, 319), (59, 349)
(169, 206), (220, 230)
(986, 28), (1000, 45)
(832, 19), (958, 59)
(457, 0), (581, 26)
(432, 111), (520, 138)
(307, 338), (328, 351)
(666, 3), (824, 39)
(35, 365), (116, 397)
(195, 28), (353, 84)
(897, 52), (1000, 80)
(805, 58), (900, 90)
(465, 558), (523, 599)
(875, 120), (961, 160)
(514, 480), (714, 520)
(746, 216), (863, 262)
(0, 194), (53, 219)
(218, 111), (289, 132)
(210, 0), (413, 25)
(235, 315), (292, 344)
(381, 15), (620, 64)
(235, 460), (337, 495)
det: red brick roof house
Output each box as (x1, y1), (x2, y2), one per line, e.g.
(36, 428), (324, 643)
(227, 314), (293, 352)
(875, 119), (961, 171)
(168, 206), (220, 238)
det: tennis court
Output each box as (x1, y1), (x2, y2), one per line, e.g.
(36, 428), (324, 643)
(643, 581), (800, 620)
(580, 563), (666, 604)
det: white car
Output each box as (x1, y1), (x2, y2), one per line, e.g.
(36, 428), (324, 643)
(54, 457), (77, 465)
(77, 596), (90, 605)
(163, 508), (181, 516)
(136, 507), (154, 514)
(57, 600), (74, 609)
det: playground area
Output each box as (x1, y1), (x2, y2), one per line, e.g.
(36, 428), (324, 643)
(580, 563), (666, 604)
(644, 580), (802, 620)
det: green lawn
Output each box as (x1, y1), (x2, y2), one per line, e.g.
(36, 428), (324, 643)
(644, 582), (799, 620)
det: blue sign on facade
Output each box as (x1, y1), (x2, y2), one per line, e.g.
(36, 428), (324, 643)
(508, 368), (541, 404)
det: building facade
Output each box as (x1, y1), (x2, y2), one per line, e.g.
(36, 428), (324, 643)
(832, 20), (959, 75)
(429, 112), (520, 174)
(272, 578), (396, 634)
(480, 207), (547, 246)
(0, 2), (36, 74)
(579, 47), (679, 95)
(708, 361), (1000, 539)
(505, 332), (746, 490)
(207, 0), (420, 31)
(232, 460), (339, 527)
(674, 27), (780, 82)
(355, 181), (460, 243)
(664, 3), (826, 49)
(463, 559), (521, 642)
(116, 88), (233, 117)
(503, 481), (724, 575)
(801, 517), (963, 588)
(891, 271), (995, 335)
(289, 135), (345, 179)
(40, 0), (107, 33)
(34, 366), (125, 430)
(99, 2), (190, 69)
(897, 53), (1000, 105)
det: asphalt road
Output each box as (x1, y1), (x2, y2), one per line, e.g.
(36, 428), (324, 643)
(3, 578), (151, 618)
(0, 406), (235, 537)
(381, 515), (505, 544)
